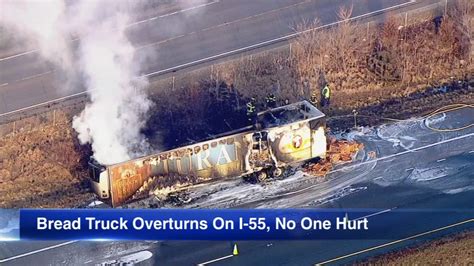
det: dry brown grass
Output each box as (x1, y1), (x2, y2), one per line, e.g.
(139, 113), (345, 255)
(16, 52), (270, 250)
(359, 231), (474, 265)
(0, 111), (92, 208)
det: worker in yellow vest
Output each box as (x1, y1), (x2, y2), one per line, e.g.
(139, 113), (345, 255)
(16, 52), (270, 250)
(265, 93), (277, 109)
(246, 97), (257, 124)
(310, 92), (318, 106)
(321, 84), (331, 107)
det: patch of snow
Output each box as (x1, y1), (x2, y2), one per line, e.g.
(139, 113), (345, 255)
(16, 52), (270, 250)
(120, 251), (153, 263)
(0, 217), (19, 234)
(407, 167), (450, 182)
(376, 121), (422, 150)
(99, 251), (153, 265)
(332, 126), (374, 141)
(88, 200), (104, 207)
(443, 185), (474, 194)
(425, 113), (446, 126)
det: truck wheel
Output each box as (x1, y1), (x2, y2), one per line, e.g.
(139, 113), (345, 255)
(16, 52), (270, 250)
(272, 167), (283, 177)
(257, 171), (268, 182)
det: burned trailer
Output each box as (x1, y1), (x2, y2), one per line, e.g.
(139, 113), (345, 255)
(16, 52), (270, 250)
(89, 100), (327, 206)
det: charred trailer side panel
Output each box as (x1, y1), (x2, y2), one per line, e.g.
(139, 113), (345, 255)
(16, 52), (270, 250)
(107, 160), (153, 207)
(107, 134), (252, 206)
(90, 100), (327, 207)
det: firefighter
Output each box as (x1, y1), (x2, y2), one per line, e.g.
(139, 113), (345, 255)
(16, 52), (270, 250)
(321, 83), (331, 107)
(265, 93), (277, 109)
(310, 91), (318, 106)
(246, 97), (257, 124)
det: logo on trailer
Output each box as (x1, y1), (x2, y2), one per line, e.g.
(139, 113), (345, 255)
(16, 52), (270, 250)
(121, 169), (136, 179)
(292, 135), (303, 149)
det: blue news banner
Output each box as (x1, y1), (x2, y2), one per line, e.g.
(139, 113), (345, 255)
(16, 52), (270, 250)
(19, 209), (473, 240)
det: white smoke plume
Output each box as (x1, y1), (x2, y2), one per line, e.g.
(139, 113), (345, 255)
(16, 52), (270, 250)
(1, 0), (153, 165)
(72, 10), (152, 165)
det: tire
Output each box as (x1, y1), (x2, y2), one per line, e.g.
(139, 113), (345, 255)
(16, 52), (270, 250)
(272, 167), (283, 177)
(257, 171), (268, 182)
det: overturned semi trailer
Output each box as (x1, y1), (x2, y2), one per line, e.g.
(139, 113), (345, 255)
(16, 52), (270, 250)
(89, 100), (327, 207)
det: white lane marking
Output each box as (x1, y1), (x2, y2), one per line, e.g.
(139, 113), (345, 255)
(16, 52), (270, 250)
(128, 0), (220, 27)
(405, 168), (414, 171)
(0, 83), (8, 87)
(0, 0), (417, 117)
(354, 207), (396, 221)
(0, 50), (39, 62)
(437, 158), (446, 162)
(0, 1), (220, 62)
(0, 90), (88, 118)
(469, 150), (474, 153)
(19, 71), (52, 82)
(136, 0), (311, 50)
(197, 254), (234, 266)
(0, 241), (78, 263)
(315, 218), (474, 265)
(143, 0), (415, 77)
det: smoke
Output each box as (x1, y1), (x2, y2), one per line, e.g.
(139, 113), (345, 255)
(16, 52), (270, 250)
(0, 0), (72, 69)
(72, 10), (152, 165)
(1, 0), (152, 165)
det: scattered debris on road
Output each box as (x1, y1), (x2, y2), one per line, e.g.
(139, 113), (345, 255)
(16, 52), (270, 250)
(304, 138), (363, 178)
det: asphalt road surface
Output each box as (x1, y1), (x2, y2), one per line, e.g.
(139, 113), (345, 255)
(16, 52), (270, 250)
(0, 0), (441, 117)
(0, 96), (472, 265)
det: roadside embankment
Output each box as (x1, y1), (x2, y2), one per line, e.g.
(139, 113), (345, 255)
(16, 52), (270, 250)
(0, 112), (93, 208)
(358, 230), (474, 265)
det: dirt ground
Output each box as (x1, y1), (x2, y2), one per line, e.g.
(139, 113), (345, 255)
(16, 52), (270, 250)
(358, 231), (474, 265)
(0, 112), (93, 208)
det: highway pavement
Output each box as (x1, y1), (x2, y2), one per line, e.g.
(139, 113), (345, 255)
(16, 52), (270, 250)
(0, 0), (439, 117)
